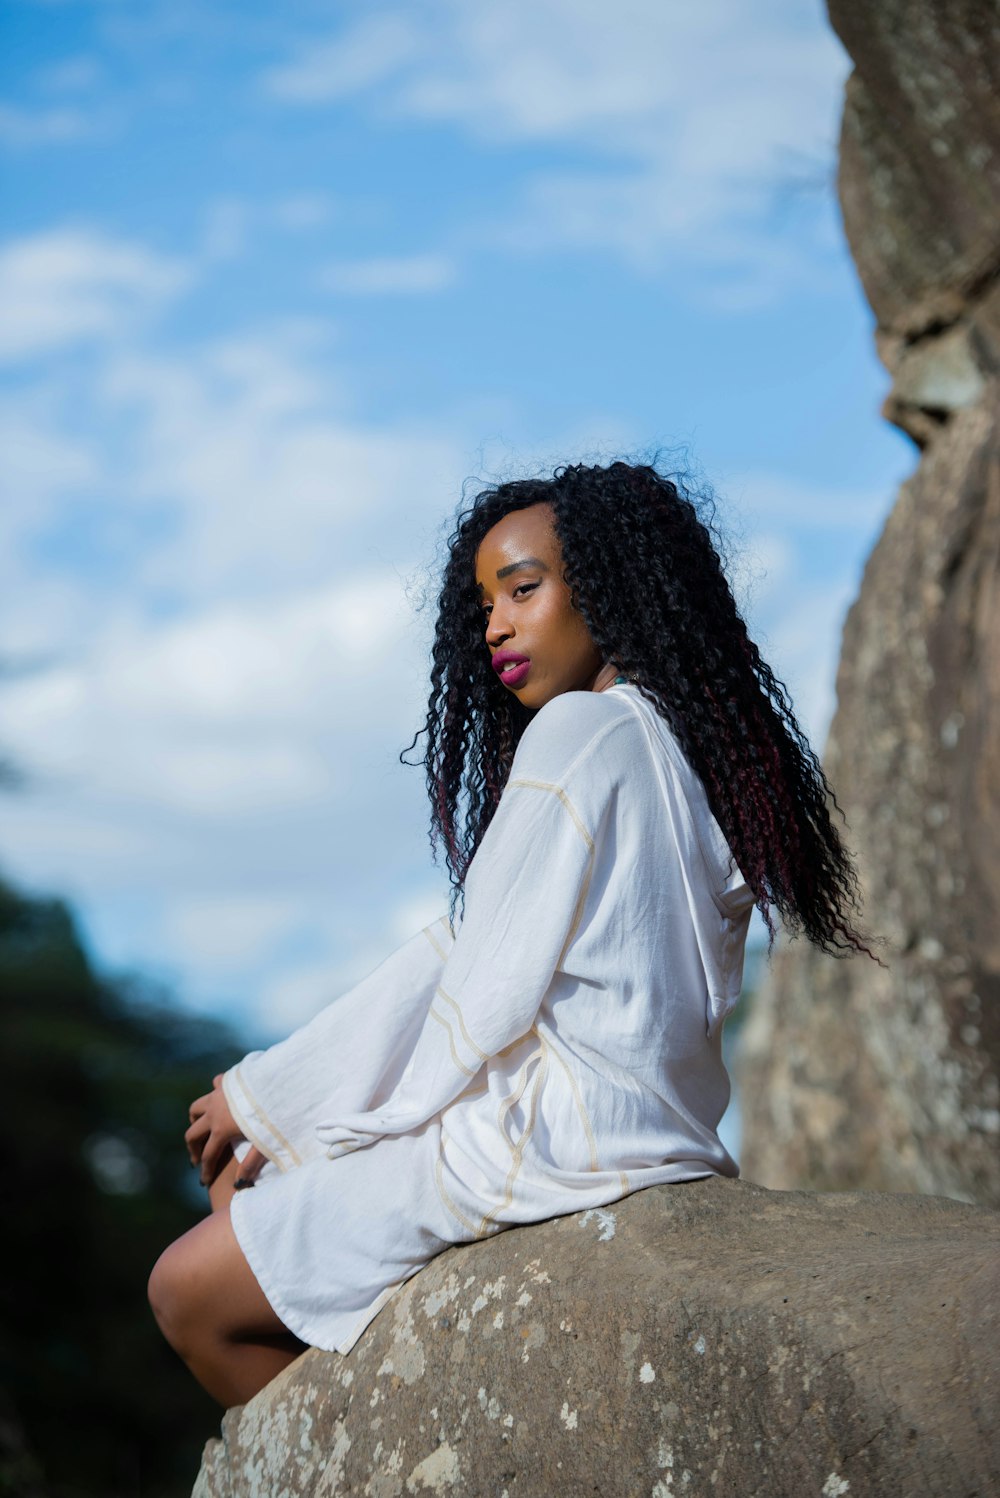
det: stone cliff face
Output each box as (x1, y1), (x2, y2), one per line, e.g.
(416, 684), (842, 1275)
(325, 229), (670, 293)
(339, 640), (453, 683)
(193, 1181), (999, 1498)
(739, 0), (1000, 1204)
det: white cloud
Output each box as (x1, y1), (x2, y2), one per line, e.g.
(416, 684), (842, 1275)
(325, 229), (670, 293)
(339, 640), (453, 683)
(0, 395), (108, 658)
(0, 101), (93, 146)
(0, 227), (190, 362)
(0, 534), (445, 1027)
(319, 253), (455, 295)
(388, 889), (451, 944)
(0, 401), (98, 510)
(37, 56), (103, 93)
(259, 0), (849, 291)
(261, 13), (420, 104)
(730, 472), (896, 533)
(400, 0), (846, 165)
(82, 332), (457, 602)
(162, 894), (304, 974)
(762, 576), (858, 750)
(202, 198), (250, 262)
(201, 194), (339, 262)
(273, 194), (336, 231)
(0, 566), (425, 807)
(254, 886), (447, 1035)
(0, 261), (466, 1028)
(255, 958), (358, 1035)
(712, 469), (903, 748)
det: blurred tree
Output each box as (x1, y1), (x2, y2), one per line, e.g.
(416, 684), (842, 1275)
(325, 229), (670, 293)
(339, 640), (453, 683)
(0, 877), (244, 1498)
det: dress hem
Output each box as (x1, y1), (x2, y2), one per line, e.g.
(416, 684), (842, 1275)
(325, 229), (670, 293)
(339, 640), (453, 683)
(230, 1190), (373, 1355)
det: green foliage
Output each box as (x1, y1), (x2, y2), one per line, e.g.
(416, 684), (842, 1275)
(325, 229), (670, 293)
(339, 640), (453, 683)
(0, 878), (244, 1497)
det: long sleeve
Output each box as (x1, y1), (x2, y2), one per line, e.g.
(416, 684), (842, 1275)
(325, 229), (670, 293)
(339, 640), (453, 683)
(314, 699), (622, 1156)
(220, 685), (753, 1361)
(222, 914), (455, 1170)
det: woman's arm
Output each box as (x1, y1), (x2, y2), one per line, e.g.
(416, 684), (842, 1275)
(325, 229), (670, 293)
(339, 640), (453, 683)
(315, 703), (616, 1153)
(218, 914), (456, 1171)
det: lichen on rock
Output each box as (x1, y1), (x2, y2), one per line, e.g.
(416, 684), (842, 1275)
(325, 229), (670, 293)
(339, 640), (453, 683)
(739, 0), (1000, 1208)
(192, 1179), (999, 1497)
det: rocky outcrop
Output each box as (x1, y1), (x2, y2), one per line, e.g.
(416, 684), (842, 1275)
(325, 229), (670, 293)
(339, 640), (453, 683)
(739, 0), (1000, 1203)
(833, 0), (1000, 447)
(193, 1179), (999, 1498)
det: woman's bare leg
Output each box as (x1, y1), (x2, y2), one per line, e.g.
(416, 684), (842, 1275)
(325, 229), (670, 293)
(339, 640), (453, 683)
(148, 1207), (307, 1407)
(207, 1148), (238, 1212)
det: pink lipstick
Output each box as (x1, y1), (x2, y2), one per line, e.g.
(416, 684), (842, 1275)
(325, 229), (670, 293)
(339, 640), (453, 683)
(492, 651), (531, 689)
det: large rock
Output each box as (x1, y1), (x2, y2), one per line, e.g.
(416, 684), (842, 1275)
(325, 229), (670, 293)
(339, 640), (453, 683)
(833, 0), (1000, 443)
(192, 1180), (999, 1497)
(739, 0), (1000, 1203)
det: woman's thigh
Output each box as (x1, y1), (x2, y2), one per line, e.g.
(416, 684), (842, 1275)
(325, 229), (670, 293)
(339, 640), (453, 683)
(150, 1207), (291, 1344)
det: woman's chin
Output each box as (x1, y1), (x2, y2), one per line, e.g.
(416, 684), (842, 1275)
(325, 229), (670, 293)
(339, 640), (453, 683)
(516, 682), (567, 712)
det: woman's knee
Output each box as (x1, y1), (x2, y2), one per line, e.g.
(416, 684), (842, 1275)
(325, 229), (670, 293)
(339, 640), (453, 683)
(149, 1211), (285, 1356)
(148, 1230), (219, 1358)
(148, 1240), (189, 1350)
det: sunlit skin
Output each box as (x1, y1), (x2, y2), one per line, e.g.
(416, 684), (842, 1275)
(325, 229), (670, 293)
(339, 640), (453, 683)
(147, 1079), (302, 1407)
(149, 503), (621, 1409)
(475, 502), (620, 707)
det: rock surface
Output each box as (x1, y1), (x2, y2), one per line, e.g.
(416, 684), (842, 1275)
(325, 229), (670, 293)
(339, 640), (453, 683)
(192, 1179), (999, 1498)
(739, 0), (1000, 1204)
(833, 0), (1000, 444)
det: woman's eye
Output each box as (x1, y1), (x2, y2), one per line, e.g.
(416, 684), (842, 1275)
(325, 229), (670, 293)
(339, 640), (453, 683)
(481, 582), (537, 621)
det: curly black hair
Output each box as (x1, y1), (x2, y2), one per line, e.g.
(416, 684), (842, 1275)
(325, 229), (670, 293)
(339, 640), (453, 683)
(404, 460), (874, 958)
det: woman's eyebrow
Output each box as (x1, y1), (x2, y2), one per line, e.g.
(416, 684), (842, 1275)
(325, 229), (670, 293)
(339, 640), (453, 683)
(498, 556), (549, 579)
(476, 557), (550, 591)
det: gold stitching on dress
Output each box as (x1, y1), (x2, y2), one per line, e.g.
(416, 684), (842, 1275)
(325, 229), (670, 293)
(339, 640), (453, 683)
(422, 924), (449, 963)
(436, 985), (490, 1062)
(556, 843), (595, 968)
(501, 780), (596, 967)
(493, 1039), (543, 1156)
(506, 778), (594, 852)
(545, 1038), (600, 1172)
(428, 1005), (479, 1077)
(231, 1065), (302, 1170)
(450, 1070), (491, 1107)
(477, 1042), (549, 1236)
(460, 1072), (493, 1109)
(437, 1118), (487, 1176)
(435, 1133), (488, 1237)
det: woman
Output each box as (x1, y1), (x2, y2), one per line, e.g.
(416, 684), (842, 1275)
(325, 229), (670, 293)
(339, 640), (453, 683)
(149, 461), (872, 1408)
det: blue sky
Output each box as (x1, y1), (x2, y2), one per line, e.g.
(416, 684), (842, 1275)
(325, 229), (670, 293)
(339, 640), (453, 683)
(1, 0), (912, 1042)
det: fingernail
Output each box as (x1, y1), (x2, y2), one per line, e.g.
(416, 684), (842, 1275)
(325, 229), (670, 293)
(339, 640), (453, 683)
(233, 1178), (255, 1191)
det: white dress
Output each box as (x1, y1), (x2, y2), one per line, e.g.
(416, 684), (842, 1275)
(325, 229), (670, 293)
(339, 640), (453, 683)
(223, 682), (755, 1354)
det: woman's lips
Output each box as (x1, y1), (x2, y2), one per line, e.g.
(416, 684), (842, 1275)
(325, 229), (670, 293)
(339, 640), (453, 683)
(495, 658), (531, 688)
(500, 660), (530, 688)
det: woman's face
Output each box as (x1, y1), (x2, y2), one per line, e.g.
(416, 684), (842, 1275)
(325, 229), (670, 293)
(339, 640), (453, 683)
(474, 502), (616, 709)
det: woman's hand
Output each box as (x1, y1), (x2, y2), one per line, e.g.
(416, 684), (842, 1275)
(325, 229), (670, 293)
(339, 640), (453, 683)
(186, 1075), (266, 1189)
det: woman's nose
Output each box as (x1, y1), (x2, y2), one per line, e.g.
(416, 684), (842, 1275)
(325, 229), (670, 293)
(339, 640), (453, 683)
(485, 604), (512, 647)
